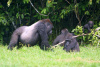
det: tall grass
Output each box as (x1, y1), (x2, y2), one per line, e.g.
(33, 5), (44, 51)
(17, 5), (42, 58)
(0, 45), (100, 67)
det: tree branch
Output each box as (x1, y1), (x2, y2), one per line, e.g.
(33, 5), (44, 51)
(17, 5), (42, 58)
(52, 32), (100, 49)
(51, 33), (89, 48)
(29, 0), (52, 16)
(65, 0), (71, 4)
(6, 12), (16, 29)
(1, 3), (16, 29)
(52, 40), (65, 48)
(17, 3), (21, 26)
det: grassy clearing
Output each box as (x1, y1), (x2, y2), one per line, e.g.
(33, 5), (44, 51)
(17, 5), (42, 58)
(0, 45), (100, 67)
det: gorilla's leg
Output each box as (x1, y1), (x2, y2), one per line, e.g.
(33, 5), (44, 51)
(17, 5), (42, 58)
(39, 39), (45, 49)
(88, 28), (91, 33)
(38, 23), (50, 50)
(64, 39), (72, 52)
(71, 43), (80, 52)
(16, 36), (23, 49)
(8, 33), (19, 50)
(65, 46), (71, 52)
(75, 43), (80, 52)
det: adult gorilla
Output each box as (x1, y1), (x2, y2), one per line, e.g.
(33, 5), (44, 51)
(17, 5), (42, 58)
(53, 28), (80, 52)
(8, 19), (53, 50)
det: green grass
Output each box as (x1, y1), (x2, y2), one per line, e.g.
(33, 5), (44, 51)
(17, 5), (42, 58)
(0, 45), (100, 67)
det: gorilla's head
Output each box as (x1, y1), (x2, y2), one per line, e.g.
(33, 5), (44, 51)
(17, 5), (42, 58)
(63, 39), (71, 50)
(61, 28), (69, 35)
(88, 21), (94, 28)
(43, 19), (53, 35)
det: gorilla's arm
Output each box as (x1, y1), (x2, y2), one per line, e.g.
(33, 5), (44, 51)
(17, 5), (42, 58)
(38, 23), (50, 49)
(87, 26), (91, 33)
(65, 39), (77, 52)
(52, 36), (60, 46)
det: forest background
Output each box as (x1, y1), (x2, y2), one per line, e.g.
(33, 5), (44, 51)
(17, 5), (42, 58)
(0, 0), (100, 45)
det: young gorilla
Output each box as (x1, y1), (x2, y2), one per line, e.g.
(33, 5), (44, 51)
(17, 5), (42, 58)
(8, 19), (53, 50)
(53, 28), (80, 52)
(52, 29), (68, 46)
(83, 21), (94, 33)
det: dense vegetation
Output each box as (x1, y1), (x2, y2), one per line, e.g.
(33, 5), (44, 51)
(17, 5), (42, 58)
(0, 0), (100, 44)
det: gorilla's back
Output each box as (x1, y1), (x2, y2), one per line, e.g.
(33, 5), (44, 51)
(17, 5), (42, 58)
(20, 22), (40, 45)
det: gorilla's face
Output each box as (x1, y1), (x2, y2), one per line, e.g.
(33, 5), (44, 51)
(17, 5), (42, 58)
(45, 22), (53, 35)
(64, 39), (71, 49)
(88, 21), (93, 27)
(61, 28), (68, 34)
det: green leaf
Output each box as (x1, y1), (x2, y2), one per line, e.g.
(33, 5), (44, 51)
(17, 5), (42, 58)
(96, 0), (100, 3)
(85, 11), (90, 15)
(7, 0), (12, 7)
(89, 0), (92, 5)
(16, 13), (19, 18)
(33, 15), (38, 17)
(83, 36), (86, 41)
(41, 8), (47, 14)
(0, 5), (3, 8)
(6, 28), (9, 31)
(23, 0), (29, 4)
(1, 32), (4, 35)
(61, 15), (63, 19)
(21, 14), (24, 19)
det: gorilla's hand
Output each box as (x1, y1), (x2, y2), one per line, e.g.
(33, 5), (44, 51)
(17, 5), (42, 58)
(41, 41), (50, 50)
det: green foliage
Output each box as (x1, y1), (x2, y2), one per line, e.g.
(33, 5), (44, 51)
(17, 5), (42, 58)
(41, 8), (48, 14)
(75, 3), (79, 9)
(21, 14), (24, 19)
(96, 0), (100, 3)
(85, 11), (90, 15)
(0, 13), (8, 25)
(41, 0), (57, 15)
(72, 26), (100, 46)
(0, 16), (7, 25)
(46, 0), (57, 8)
(87, 30), (99, 46)
(88, 0), (92, 5)
(0, 5), (3, 8)
(72, 25), (83, 35)
(72, 26), (84, 43)
(16, 13), (24, 19)
(1, 0), (100, 45)
(60, 4), (74, 19)
(0, 12), (8, 43)
(7, 0), (12, 7)
(23, 0), (29, 4)
(16, 13), (19, 19)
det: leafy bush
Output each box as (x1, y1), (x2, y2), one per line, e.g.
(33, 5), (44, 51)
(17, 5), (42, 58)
(72, 26), (100, 46)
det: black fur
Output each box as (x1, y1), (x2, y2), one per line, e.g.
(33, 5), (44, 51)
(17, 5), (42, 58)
(8, 19), (53, 50)
(52, 29), (68, 46)
(53, 28), (80, 52)
(83, 21), (94, 33)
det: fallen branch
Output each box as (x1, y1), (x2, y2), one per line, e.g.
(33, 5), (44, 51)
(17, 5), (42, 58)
(52, 40), (65, 48)
(51, 28), (100, 49)
(72, 33), (89, 38)
(51, 33), (89, 48)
